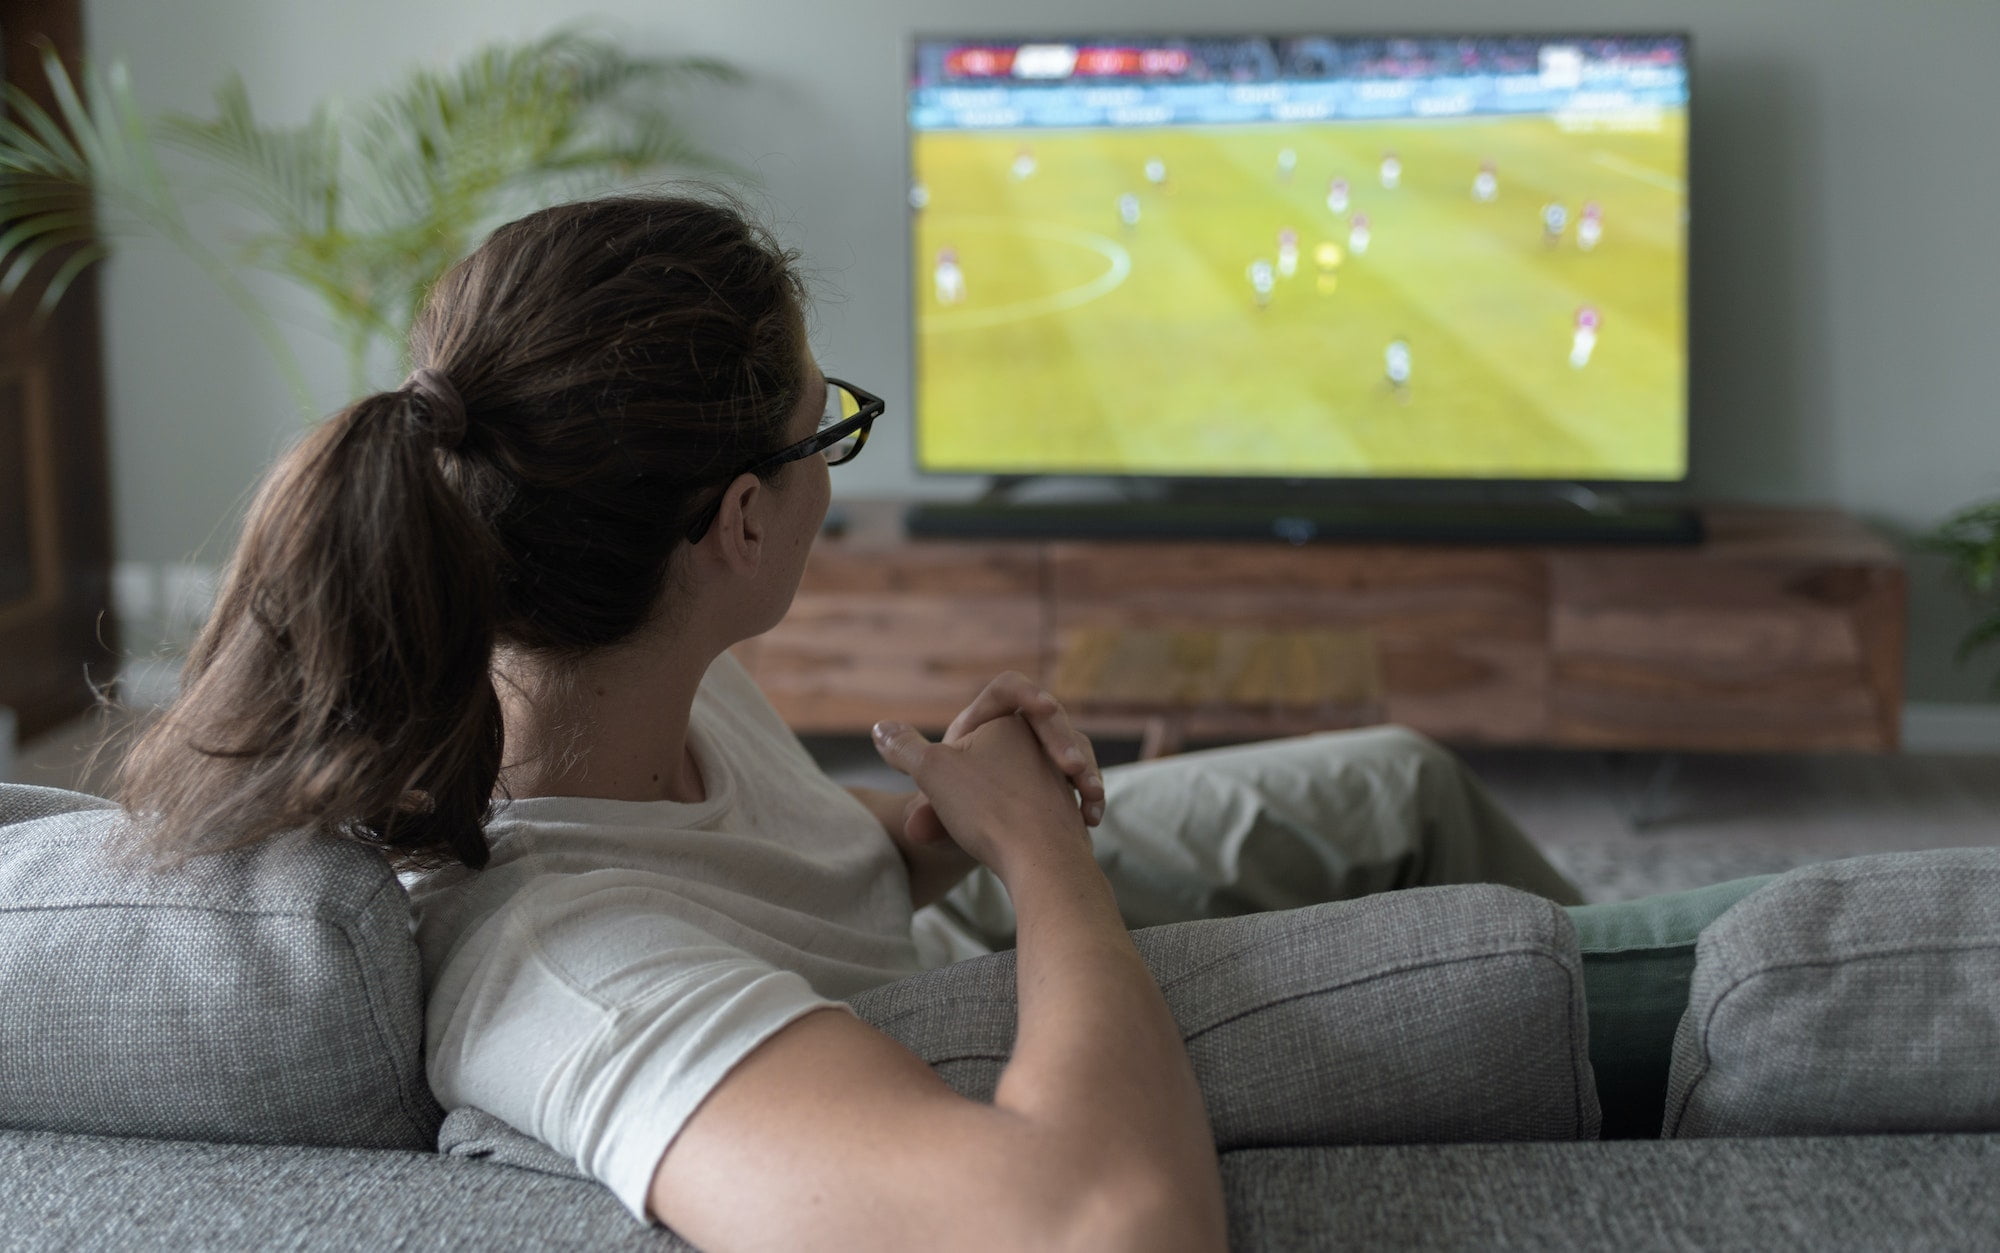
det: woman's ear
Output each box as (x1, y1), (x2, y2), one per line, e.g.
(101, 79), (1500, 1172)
(710, 473), (766, 570)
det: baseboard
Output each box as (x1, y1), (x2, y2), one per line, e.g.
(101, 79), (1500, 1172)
(1902, 702), (2000, 754)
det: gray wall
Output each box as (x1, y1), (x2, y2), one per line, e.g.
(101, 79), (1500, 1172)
(87, 0), (2000, 702)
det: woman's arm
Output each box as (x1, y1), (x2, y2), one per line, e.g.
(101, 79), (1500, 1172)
(651, 716), (1225, 1253)
(988, 831), (1226, 1245)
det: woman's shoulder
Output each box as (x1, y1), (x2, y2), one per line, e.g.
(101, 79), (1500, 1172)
(403, 834), (753, 983)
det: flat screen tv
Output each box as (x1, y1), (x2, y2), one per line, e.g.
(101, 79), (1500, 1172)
(907, 33), (1690, 485)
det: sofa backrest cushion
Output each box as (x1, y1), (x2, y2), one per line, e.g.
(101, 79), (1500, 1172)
(1663, 848), (2000, 1138)
(0, 783), (441, 1149)
(855, 883), (1601, 1145)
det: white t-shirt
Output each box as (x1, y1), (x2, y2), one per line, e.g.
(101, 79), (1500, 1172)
(404, 652), (928, 1221)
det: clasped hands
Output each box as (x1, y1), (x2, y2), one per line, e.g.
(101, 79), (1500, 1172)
(848, 672), (1104, 909)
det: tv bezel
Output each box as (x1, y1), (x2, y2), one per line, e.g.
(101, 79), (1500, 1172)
(903, 28), (1695, 492)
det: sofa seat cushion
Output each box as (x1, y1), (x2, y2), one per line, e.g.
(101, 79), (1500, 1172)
(1220, 1135), (2000, 1251)
(5, 1127), (1998, 1251)
(1664, 848), (2000, 1138)
(0, 784), (440, 1149)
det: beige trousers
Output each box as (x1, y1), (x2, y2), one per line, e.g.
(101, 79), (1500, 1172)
(911, 725), (1582, 966)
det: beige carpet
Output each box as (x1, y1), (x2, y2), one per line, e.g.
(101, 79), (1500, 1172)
(1459, 747), (2000, 901)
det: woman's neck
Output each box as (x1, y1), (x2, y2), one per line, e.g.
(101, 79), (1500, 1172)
(492, 638), (715, 804)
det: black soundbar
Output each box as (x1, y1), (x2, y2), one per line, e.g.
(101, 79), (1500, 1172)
(904, 499), (1704, 545)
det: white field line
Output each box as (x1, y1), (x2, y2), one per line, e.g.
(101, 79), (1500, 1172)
(1590, 150), (1685, 193)
(921, 217), (1133, 332)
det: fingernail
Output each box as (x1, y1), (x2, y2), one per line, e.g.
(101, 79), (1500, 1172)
(1066, 748), (1086, 768)
(872, 721), (907, 741)
(1086, 802), (1104, 824)
(1086, 772), (1103, 794)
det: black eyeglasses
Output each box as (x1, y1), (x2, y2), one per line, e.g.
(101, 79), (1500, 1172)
(685, 377), (884, 543)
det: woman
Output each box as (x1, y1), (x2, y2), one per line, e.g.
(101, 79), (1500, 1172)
(117, 193), (1579, 1252)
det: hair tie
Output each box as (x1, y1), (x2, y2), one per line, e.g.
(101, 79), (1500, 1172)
(400, 367), (468, 452)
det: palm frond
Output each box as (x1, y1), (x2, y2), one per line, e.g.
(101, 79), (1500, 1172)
(0, 205), (95, 269)
(155, 77), (343, 237)
(0, 211), (103, 299)
(0, 30), (741, 393)
(0, 49), (176, 318)
(305, 30), (745, 368)
(1921, 494), (2000, 691)
(0, 88), (91, 178)
(28, 238), (105, 319)
(1956, 615), (2000, 659)
(1921, 502), (2000, 593)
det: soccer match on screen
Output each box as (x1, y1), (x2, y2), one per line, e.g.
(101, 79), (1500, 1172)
(910, 35), (1689, 481)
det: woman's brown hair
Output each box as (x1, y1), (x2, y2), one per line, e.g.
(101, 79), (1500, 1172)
(115, 192), (809, 870)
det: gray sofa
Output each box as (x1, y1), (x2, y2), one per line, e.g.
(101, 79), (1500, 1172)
(3, 781), (1997, 1251)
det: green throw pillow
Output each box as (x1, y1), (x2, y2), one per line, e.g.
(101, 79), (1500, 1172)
(1564, 876), (1777, 1138)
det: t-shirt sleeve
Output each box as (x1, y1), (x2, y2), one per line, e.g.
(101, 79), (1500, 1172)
(423, 871), (851, 1223)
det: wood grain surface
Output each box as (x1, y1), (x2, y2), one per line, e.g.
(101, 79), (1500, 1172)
(735, 502), (1906, 751)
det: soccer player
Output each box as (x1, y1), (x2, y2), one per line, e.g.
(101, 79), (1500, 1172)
(1577, 201), (1603, 251)
(1472, 160), (1498, 203)
(1277, 147), (1298, 182)
(1541, 202), (1569, 248)
(1384, 337), (1412, 403)
(1246, 258), (1276, 310)
(934, 247), (966, 306)
(1380, 151), (1402, 189)
(1276, 227), (1300, 278)
(1326, 177), (1350, 215)
(1117, 193), (1142, 231)
(1144, 157), (1168, 188)
(1536, 200), (1568, 246)
(1571, 305), (1600, 368)
(1348, 213), (1372, 256)
(1011, 146), (1037, 180)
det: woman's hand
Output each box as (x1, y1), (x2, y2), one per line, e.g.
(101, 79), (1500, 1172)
(907, 673), (1103, 848)
(846, 783), (979, 910)
(871, 714), (1092, 886)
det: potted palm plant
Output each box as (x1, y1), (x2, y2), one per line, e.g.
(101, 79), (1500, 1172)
(1919, 498), (2000, 693)
(0, 27), (739, 410)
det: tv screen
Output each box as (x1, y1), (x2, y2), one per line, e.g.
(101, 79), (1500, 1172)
(908, 34), (1689, 483)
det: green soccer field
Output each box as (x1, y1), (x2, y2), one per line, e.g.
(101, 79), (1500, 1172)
(912, 112), (1686, 479)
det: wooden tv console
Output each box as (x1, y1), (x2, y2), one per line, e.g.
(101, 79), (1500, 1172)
(731, 501), (1906, 754)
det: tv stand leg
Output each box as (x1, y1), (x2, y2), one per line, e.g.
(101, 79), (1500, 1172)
(1598, 752), (1682, 831)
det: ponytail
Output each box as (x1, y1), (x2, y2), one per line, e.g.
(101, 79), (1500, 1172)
(117, 389), (503, 870)
(117, 191), (814, 869)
